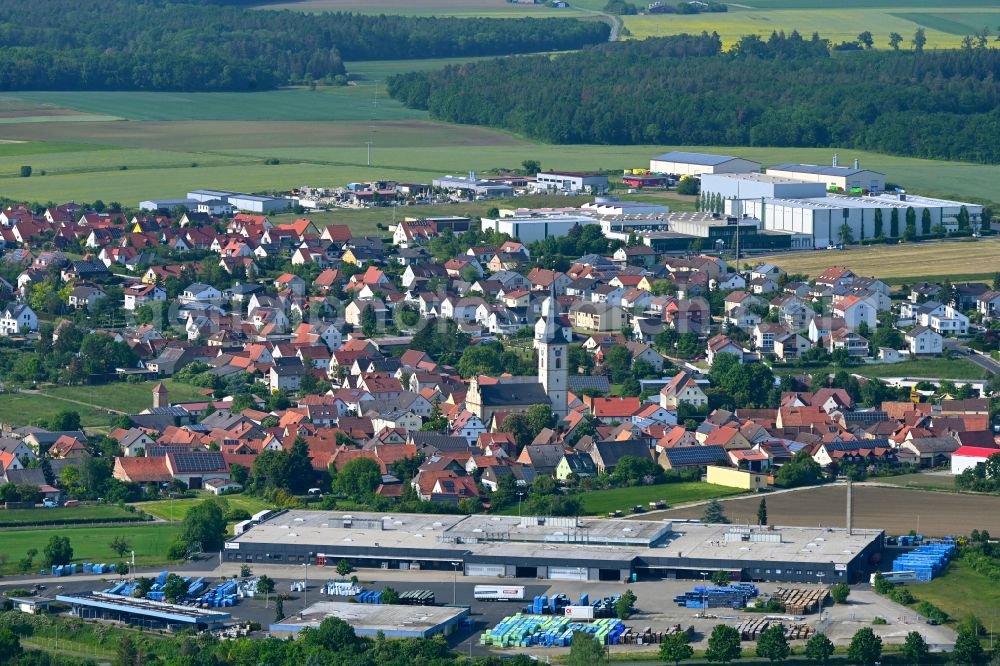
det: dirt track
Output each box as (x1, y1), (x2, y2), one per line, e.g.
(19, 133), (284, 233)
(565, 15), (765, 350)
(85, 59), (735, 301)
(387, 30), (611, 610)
(654, 485), (1000, 537)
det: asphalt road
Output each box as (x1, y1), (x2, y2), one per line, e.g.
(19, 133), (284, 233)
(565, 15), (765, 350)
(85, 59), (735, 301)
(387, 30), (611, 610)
(944, 339), (1000, 375)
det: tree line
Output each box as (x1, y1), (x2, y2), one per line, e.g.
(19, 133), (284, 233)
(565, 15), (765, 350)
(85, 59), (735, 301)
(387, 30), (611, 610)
(0, 0), (609, 91)
(388, 30), (1000, 164)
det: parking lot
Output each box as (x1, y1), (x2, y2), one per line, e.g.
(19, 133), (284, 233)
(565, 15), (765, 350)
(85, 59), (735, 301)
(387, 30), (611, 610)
(0, 563), (956, 657)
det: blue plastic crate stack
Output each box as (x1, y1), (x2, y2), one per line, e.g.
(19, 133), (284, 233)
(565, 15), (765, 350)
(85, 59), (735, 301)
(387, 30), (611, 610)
(102, 571), (238, 607)
(522, 593), (621, 618)
(49, 563), (113, 576)
(892, 543), (956, 581)
(673, 583), (760, 609)
(481, 614), (627, 648)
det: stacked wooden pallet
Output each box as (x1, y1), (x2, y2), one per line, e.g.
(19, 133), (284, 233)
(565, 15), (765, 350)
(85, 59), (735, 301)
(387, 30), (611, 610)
(614, 624), (692, 645)
(772, 587), (829, 614)
(737, 618), (814, 641)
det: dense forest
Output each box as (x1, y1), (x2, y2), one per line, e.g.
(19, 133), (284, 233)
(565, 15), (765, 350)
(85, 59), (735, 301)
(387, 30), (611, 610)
(0, 0), (609, 91)
(388, 32), (1000, 164)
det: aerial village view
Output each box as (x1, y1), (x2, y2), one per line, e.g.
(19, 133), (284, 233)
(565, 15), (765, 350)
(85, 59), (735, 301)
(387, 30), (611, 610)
(2, 1), (1000, 665)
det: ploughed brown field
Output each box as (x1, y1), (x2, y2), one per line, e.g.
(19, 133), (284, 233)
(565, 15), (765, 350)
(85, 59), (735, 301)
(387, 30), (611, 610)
(653, 485), (1000, 537)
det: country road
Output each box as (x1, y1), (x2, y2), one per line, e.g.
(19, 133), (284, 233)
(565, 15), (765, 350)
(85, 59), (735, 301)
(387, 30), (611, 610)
(16, 387), (127, 415)
(944, 339), (1000, 376)
(573, 4), (623, 41)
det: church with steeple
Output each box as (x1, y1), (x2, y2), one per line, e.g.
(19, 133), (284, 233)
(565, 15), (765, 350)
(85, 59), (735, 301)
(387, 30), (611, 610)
(465, 286), (569, 424)
(535, 286), (568, 420)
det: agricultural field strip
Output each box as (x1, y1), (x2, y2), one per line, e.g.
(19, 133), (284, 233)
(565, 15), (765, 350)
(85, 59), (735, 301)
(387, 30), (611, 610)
(621, 4), (1000, 48)
(752, 238), (1000, 282)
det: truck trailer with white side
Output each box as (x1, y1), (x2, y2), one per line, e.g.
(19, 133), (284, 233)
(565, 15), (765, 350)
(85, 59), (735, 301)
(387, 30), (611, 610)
(474, 585), (526, 601)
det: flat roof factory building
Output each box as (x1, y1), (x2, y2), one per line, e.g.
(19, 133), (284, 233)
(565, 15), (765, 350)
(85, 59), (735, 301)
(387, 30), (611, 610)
(270, 601), (469, 638)
(650, 151), (761, 177)
(620, 213), (796, 253)
(226, 510), (883, 584)
(766, 159), (886, 192)
(533, 171), (609, 194)
(700, 173), (827, 201)
(432, 174), (514, 198)
(57, 593), (231, 631)
(480, 213), (600, 243)
(185, 189), (291, 213)
(737, 193), (984, 249)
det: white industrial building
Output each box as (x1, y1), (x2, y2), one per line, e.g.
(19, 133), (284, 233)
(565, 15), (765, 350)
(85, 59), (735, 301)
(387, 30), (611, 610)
(227, 194), (292, 213)
(532, 171), (609, 194)
(766, 158), (886, 192)
(736, 193), (983, 249)
(649, 151), (761, 176)
(480, 213), (600, 243)
(700, 173), (827, 201)
(185, 189), (291, 213)
(581, 198), (670, 217)
(432, 174), (514, 198)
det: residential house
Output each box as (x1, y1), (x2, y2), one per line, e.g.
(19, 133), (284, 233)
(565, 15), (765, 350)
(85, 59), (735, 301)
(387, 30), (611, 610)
(0, 303), (38, 336)
(660, 371), (708, 409)
(905, 325), (943, 356)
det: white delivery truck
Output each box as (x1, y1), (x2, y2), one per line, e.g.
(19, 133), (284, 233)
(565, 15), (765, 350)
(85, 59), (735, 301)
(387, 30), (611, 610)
(474, 585), (526, 601)
(870, 571), (917, 585)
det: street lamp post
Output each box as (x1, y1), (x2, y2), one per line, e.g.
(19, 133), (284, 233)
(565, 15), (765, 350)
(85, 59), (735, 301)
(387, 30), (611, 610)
(700, 571), (708, 611)
(452, 561), (461, 605)
(304, 553), (312, 609)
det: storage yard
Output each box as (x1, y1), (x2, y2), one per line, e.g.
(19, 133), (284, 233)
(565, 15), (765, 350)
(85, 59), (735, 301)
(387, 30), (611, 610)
(6, 562), (959, 654)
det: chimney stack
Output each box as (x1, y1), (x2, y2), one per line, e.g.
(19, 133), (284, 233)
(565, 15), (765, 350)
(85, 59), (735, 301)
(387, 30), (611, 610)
(846, 479), (853, 535)
(853, 158), (860, 170)
(832, 153), (839, 167)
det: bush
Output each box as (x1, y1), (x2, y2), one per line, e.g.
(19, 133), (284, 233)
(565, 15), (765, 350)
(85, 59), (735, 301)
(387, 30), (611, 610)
(830, 582), (850, 604)
(915, 600), (949, 624)
(18, 165), (31, 178)
(166, 538), (189, 560)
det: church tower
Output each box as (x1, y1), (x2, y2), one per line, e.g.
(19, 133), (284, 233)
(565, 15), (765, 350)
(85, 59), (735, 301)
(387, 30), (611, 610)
(152, 382), (169, 409)
(536, 286), (568, 421)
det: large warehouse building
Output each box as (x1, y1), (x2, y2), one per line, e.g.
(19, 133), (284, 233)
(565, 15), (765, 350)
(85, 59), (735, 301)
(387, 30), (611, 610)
(480, 212), (601, 243)
(650, 151), (762, 176)
(736, 193), (984, 249)
(225, 510), (883, 584)
(765, 161), (886, 193)
(700, 173), (827, 201)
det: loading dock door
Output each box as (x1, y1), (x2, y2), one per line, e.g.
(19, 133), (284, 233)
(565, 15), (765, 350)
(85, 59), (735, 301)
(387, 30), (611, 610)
(466, 564), (505, 577)
(548, 566), (588, 581)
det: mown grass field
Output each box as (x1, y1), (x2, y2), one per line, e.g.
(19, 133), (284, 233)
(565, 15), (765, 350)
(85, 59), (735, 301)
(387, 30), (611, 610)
(137, 494), (274, 522)
(752, 238), (1000, 284)
(40, 380), (209, 414)
(576, 482), (746, 515)
(0, 381), (209, 429)
(914, 561), (1000, 630)
(0, 57), (998, 216)
(773, 358), (991, 380)
(0, 505), (139, 527)
(623, 2), (1000, 49)
(0, 392), (114, 429)
(878, 473), (958, 491)
(0, 524), (181, 575)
